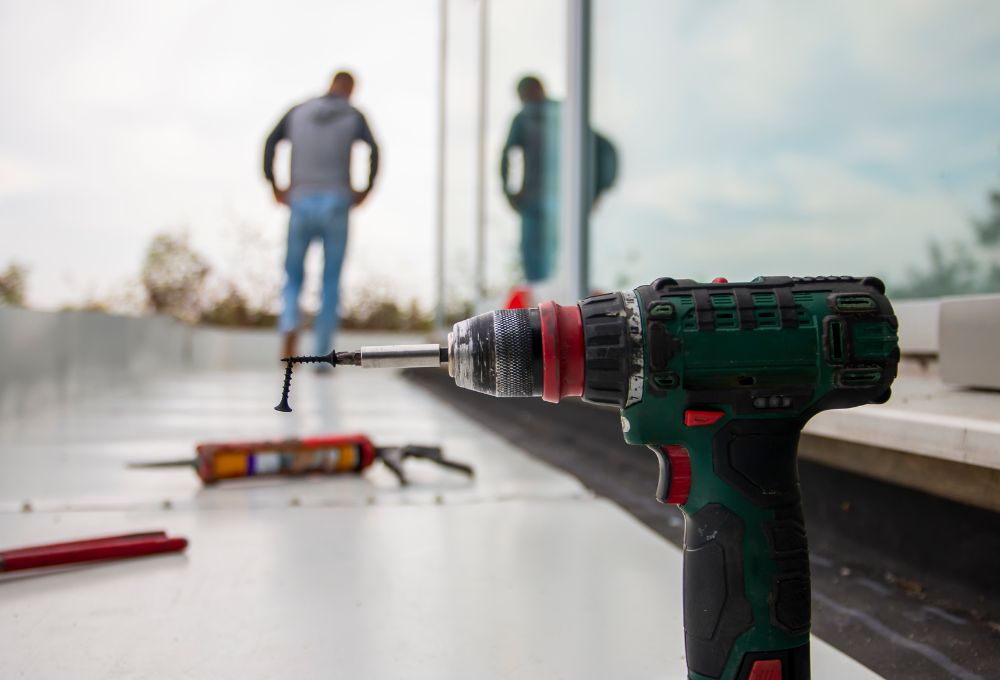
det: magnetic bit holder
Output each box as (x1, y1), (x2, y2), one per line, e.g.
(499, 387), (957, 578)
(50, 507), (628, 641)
(274, 345), (446, 413)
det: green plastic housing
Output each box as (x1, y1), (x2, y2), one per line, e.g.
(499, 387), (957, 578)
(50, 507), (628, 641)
(616, 276), (898, 680)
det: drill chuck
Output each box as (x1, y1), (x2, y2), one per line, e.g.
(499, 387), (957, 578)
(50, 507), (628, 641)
(445, 301), (598, 402)
(322, 302), (603, 404)
(448, 308), (540, 397)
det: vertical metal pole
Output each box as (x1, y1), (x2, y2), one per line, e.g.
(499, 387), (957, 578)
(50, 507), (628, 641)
(474, 0), (490, 305)
(434, 0), (448, 328)
(561, 0), (591, 301)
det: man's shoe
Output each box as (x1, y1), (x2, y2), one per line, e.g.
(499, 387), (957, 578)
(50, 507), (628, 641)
(282, 331), (298, 360)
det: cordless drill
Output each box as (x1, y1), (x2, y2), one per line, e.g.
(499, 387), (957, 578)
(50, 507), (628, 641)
(281, 275), (899, 680)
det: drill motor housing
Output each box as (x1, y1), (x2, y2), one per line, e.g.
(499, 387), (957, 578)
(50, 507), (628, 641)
(591, 275), (899, 680)
(447, 275), (898, 680)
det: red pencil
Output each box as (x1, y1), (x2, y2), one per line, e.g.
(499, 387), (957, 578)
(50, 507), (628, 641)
(0, 531), (188, 572)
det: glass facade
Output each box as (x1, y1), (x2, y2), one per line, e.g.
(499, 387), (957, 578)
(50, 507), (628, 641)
(589, 2), (1000, 298)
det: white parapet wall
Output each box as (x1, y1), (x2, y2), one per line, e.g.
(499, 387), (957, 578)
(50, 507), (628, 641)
(0, 307), (188, 422)
(0, 307), (280, 422)
(0, 307), (430, 422)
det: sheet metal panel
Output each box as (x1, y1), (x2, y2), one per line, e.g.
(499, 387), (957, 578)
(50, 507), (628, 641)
(0, 368), (878, 678)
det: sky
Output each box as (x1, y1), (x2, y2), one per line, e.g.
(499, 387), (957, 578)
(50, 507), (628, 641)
(1, 1), (998, 312)
(588, 1), (1000, 291)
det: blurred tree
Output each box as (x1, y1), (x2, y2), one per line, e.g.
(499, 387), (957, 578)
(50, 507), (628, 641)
(200, 285), (252, 327)
(60, 279), (146, 316)
(340, 285), (435, 332)
(0, 262), (29, 306)
(973, 186), (1000, 245)
(80, 230), (442, 330)
(200, 283), (277, 328)
(895, 178), (1000, 298)
(141, 233), (209, 323)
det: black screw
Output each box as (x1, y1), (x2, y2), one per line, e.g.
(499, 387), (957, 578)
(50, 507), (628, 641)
(273, 351), (338, 413)
(274, 359), (294, 412)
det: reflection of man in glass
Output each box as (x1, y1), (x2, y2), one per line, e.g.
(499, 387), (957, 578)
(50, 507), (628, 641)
(501, 76), (618, 286)
(501, 76), (561, 283)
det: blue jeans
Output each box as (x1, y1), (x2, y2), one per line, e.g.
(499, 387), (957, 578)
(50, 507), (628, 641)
(519, 197), (559, 283)
(279, 191), (351, 355)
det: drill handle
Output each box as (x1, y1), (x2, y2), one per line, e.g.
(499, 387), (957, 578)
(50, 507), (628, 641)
(677, 419), (810, 680)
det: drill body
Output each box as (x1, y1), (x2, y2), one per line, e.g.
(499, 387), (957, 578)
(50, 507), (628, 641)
(313, 275), (900, 680)
(612, 276), (898, 679)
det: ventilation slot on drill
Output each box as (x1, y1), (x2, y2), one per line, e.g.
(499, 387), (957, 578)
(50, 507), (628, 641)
(710, 294), (736, 308)
(835, 295), (877, 312)
(837, 368), (882, 387)
(714, 310), (737, 329)
(828, 320), (845, 363)
(751, 292), (776, 307)
(647, 302), (675, 320)
(651, 374), (679, 390)
(755, 309), (779, 328)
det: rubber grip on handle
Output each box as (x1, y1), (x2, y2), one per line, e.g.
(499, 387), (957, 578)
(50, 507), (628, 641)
(681, 419), (810, 680)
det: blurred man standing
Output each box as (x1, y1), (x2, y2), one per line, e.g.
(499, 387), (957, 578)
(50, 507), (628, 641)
(263, 70), (379, 360)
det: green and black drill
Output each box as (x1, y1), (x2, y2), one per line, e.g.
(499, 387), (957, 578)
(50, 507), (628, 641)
(278, 275), (899, 680)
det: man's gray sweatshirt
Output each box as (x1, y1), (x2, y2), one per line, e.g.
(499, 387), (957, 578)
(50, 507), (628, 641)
(263, 93), (379, 199)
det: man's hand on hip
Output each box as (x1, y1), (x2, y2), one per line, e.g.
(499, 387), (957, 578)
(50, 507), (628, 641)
(353, 189), (370, 207)
(273, 186), (289, 206)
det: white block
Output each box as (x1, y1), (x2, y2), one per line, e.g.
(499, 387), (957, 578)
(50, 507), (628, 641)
(940, 295), (1000, 390)
(892, 299), (940, 355)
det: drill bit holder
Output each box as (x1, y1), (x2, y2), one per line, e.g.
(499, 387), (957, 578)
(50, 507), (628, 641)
(275, 345), (446, 412)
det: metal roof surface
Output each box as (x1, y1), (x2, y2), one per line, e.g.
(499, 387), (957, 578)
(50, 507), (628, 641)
(0, 367), (879, 679)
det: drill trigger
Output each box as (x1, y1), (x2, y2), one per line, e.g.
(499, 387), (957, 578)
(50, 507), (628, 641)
(647, 445), (692, 505)
(648, 446), (672, 504)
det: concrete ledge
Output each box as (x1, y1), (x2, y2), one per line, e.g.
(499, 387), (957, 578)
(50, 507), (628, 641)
(799, 433), (1000, 513)
(940, 294), (1000, 389)
(805, 378), (1000, 472)
(804, 376), (1000, 510)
